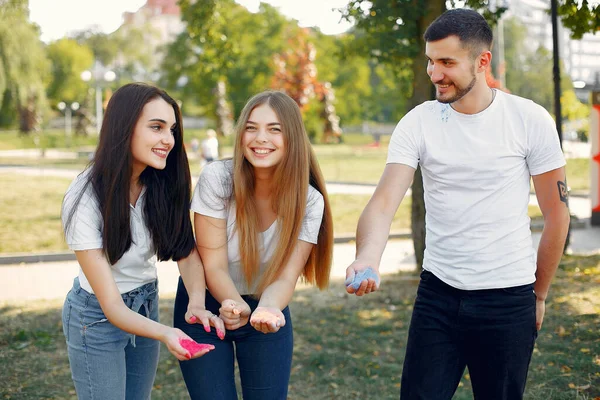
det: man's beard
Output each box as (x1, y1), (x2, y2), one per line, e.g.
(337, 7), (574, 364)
(435, 68), (477, 104)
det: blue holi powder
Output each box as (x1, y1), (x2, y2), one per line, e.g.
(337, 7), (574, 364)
(345, 267), (380, 290)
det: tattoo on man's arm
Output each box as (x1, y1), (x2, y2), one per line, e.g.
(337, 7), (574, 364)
(557, 180), (569, 206)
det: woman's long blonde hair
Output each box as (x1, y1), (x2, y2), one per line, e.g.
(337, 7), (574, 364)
(232, 90), (333, 295)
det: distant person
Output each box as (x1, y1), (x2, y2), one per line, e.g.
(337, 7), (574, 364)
(61, 83), (223, 399)
(174, 90), (334, 399)
(190, 137), (200, 158)
(345, 9), (570, 400)
(201, 128), (219, 163)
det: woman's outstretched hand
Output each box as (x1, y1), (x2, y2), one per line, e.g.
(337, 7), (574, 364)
(219, 299), (251, 330)
(250, 307), (286, 334)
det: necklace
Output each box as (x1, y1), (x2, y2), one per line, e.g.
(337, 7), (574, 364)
(481, 88), (496, 112)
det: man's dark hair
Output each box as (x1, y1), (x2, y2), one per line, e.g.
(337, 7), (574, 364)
(424, 9), (493, 57)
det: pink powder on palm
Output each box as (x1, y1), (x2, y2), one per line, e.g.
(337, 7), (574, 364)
(179, 338), (214, 358)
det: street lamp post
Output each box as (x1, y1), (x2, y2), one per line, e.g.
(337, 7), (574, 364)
(81, 64), (116, 135)
(57, 101), (80, 147)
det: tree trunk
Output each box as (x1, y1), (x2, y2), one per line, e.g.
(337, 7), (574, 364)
(214, 80), (234, 137)
(410, 0), (446, 270)
(17, 93), (39, 134)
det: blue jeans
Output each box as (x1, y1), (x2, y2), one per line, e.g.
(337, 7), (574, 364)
(62, 278), (160, 400)
(400, 270), (538, 400)
(174, 277), (293, 400)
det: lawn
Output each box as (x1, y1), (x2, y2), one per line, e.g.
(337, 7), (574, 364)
(1, 254), (598, 399)
(0, 174), (411, 253)
(0, 133), (584, 254)
(0, 175), (71, 254)
(0, 175), (544, 254)
(0, 131), (590, 189)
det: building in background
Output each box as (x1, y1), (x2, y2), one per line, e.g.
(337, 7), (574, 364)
(506, 0), (600, 101)
(122, 0), (184, 47)
(112, 0), (185, 81)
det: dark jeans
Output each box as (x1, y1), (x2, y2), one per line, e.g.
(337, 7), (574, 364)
(173, 277), (293, 400)
(400, 270), (537, 400)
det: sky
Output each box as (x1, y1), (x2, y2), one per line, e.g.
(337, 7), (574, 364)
(28, 0), (353, 43)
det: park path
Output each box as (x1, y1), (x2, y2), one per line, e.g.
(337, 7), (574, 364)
(0, 162), (598, 302)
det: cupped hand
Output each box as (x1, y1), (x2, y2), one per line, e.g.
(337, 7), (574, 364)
(219, 299), (251, 330)
(345, 262), (381, 296)
(163, 327), (214, 361)
(250, 307), (285, 334)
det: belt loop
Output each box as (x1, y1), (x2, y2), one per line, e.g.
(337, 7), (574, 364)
(73, 277), (82, 294)
(127, 285), (154, 347)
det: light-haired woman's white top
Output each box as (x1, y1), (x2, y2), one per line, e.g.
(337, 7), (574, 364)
(191, 160), (324, 295)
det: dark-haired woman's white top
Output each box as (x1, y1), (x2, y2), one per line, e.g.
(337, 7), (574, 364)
(191, 160), (324, 295)
(62, 170), (157, 294)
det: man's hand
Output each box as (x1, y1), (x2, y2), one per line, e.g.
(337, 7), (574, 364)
(345, 262), (380, 296)
(536, 297), (545, 331)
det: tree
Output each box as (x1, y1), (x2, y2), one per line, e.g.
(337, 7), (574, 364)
(161, 0), (298, 119)
(341, 0), (451, 269)
(73, 30), (119, 67)
(46, 39), (94, 106)
(0, 0), (50, 132)
(341, 0), (598, 269)
(557, 0), (599, 39)
(315, 33), (410, 126)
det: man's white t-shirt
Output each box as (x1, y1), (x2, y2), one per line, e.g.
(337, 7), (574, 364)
(62, 170), (157, 294)
(387, 90), (566, 290)
(191, 160), (324, 295)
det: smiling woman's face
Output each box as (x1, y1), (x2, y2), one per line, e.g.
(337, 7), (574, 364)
(242, 103), (285, 173)
(130, 98), (176, 176)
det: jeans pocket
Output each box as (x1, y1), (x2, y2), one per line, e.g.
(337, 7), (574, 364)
(62, 299), (72, 343)
(501, 283), (534, 296)
(419, 269), (433, 282)
(84, 318), (109, 330)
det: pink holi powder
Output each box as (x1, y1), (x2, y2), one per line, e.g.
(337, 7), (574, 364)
(179, 339), (214, 358)
(217, 329), (225, 339)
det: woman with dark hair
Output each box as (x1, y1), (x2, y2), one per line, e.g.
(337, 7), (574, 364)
(174, 90), (334, 399)
(61, 82), (224, 399)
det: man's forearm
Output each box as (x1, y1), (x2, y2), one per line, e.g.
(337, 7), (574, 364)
(534, 213), (570, 299)
(355, 205), (395, 269)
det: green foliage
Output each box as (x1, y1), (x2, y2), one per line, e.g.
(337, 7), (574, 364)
(161, 1), (411, 130)
(502, 18), (589, 118)
(561, 90), (589, 121)
(73, 30), (118, 66)
(162, 1), (297, 118)
(0, 0), (50, 131)
(110, 24), (164, 83)
(558, 0), (599, 39)
(342, 0), (427, 64)
(314, 33), (409, 125)
(46, 39), (94, 106)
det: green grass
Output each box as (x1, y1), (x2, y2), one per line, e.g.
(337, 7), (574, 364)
(1, 255), (598, 399)
(330, 194), (412, 235)
(566, 158), (591, 193)
(0, 130), (98, 151)
(0, 157), (90, 170)
(0, 128), (590, 191)
(0, 175), (544, 254)
(314, 143), (388, 184)
(0, 175), (71, 254)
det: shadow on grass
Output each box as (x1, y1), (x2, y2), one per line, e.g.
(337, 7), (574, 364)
(1, 255), (598, 399)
